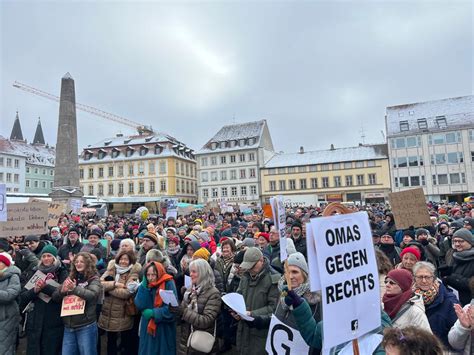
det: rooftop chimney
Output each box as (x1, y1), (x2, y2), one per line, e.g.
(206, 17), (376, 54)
(299, 146), (304, 154)
(330, 144), (335, 150)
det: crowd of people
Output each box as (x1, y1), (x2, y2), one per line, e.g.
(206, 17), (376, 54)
(0, 202), (472, 355)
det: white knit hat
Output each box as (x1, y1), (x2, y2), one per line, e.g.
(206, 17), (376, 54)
(287, 252), (308, 274)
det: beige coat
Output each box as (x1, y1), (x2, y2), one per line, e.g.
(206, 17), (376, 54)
(98, 261), (141, 332)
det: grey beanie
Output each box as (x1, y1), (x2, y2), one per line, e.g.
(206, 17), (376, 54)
(415, 228), (430, 237)
(453, 228), (474, 246)
(242, 238), (255, 248)
(287, 252), (309, 274)
(197, 231), (210, 243)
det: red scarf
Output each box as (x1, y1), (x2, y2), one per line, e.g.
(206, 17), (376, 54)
(383, 289), (413, 320)
(146, 262), (174, 336)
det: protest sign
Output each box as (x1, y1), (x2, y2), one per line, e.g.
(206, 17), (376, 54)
(178, 205), (195, 216)
(265, 314), (309, 355)
(48, 202), (67, 227)
(263, 204), (273, 219)
(61, 295), (86, 316)
(166, 198), (178, 219)
(308, 211), (380, 350)
(185, 275), (192, 288)
(0, 202), (48, 237)
(388, 188), (431, 229)
(69, 199), (83, 214)
(222, 293), (254, 321)
(159, 289), (179, 307)
(270, 196), (287, 262)
(24, 270), (60, 303)
(306, 223), (321, 291)
(0, 184), (6, 222)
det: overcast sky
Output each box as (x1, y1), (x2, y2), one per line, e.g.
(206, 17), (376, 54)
(1, 0), (472, 154)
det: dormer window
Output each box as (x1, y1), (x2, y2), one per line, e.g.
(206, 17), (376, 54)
(239, 139), (246, 146)
(249, 137), (256, 145)
(436, 116), (447, 129)
(139, 146), (148, 156)
(98, 150), (106, 159)
(124, 139), (131, 144)
(399, 121), (409, 132)
(111, 149), (120, 158)
(145, 136), (153, 142)
(126, 147), (134, 157)
(230, 140), (236, 148)
(154, 145), (163, 155)
(219, 141), (226, 149)
(417, 118), (428, 130)
(104, 140), (112, 146)
(210, 142), (218, 150)
(84, 152), (92, 161)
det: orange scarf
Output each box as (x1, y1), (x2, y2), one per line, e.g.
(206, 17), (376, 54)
(146, 262), (174, 336)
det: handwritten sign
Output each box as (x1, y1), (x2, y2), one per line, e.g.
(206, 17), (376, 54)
(69, 199), (83, 214)
(24, 270), (60, 303)
(388, 188), (431, 229)
(48, 203), (67, 227)
(61, 295), (86, 317)
(0, 202), (48, 237)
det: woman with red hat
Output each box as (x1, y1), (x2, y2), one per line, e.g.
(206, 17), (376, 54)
(395, 247), (421, 272)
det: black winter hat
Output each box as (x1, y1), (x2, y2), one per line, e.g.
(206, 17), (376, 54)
(402, 230), (415, 240)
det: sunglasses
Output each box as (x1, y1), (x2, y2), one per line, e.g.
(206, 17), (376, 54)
(384, 279), (398, 286)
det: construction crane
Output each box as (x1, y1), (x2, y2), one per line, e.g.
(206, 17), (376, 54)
(13, 81), (154, 135)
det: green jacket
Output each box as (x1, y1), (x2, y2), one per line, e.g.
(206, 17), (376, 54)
(236, 261), (280, 355)
(292, 300), (391, 354)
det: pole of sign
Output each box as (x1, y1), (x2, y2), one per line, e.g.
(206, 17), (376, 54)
(322, 202), (360, 355)
(284, 260), (292, 291)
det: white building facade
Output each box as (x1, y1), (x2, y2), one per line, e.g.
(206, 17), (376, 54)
(386, 95), (474, 202)
(196, 120), (275, 204)
(0, 144), (26, 193)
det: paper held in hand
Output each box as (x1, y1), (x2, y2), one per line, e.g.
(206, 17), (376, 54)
(159, 289), (179, 307)
(61, 295), (86, 317)
(24, 270), (60, 303)
(184, 275), (192, 288)
(222, 292), (254, 321)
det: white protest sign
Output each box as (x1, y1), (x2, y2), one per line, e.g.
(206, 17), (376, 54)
(166, 198), (179, 219)
(24, 270), (60, 303)
(270, 196), (287, 262)
(184, 275), (192, 288)
(338, 333), (383, 355)
(0, 184), (6, 222)
(265, 314), (310, 355)
(306, 223), (321, 291)
(222, 292), (254, 321)
(159, 289), (179, 307)
(309, 211), (380, 350)
(69, 199), (83, 214)
(0, 202), (48, 237)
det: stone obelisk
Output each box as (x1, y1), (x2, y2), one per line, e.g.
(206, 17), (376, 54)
(49, 73), (83, 202)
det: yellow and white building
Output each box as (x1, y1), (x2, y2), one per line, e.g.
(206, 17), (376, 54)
(260, 144), (391, 206)
(79, 132), (197, 213)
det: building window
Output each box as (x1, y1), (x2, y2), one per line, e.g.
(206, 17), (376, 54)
(230, 155), (236, 163)
(311, 178), (318, 189)
(14, 174), (19, 183)
(320, 164), (329, 171)
(126, 149), (134, 157)
(461, 172), (466, 183)
(160, 180), (167, 192)
(469, 130), (474, 142)
(249, 153), (255, 161)
(149, 181), (155, 193)
(450, 173), (461, 184)
(399, 177), (409, 187)
(309, 165), (317, 172)
(367, 160), (375, 167)
(345, 175), (353, 186)
(112, 150), (120, 158)
(221, 187), (228, 197)
(49, 182), (53, 188)
(98, 167), (104, 178)
(250, 185), (257, 195)
(289, 179), (296, 190)
(50, 170), (54, 176)
(35, 168), (38, 174)
(129, 182), (134, 193)
(211, 172), (218, 181)
(6, 173), (11, 182)
(238, 154), (245, 162)
(355, 161), (364, 168)
(202, 188), (209, 198)
(159, 161), (166, 174)
(300, 179), (307, 189)
(436, 116), (447, 128)
(176, 162), (180, 175)
(201, 157), (208, 166)
(417, 118), (428, 129)
(88, 168), (94, 179)
(176, 179), (180, 192)
(26, 166), (30, 173)
(421, 176), (426, 185)
(201, 172), (208, 182)
(149, 162), (155, 174)
(249, 168), (256, 178)
(26, 179), (30, 187)
(447, 152), (463, 164)
(332, 163), (340, 170)
(240, 169), (246, 179)
(210, 157), (217, 166)
(279, 180), (286, 191)
(399, 121), (409, 132)
(231, 186), (237, 196)
(356, 174), (364, 185)
(0, 157), (3, 166)
(230, 170), (237, 180)
(108, 184), (114, 195)
(220, 156), (226, 164)
(269, 181), (276, 191)
(368, 174), (376, 185)
(33, 180), (38, 187)
(471, 151), (474, 162)
(437, 174), (448, 185)
(212, 188), (218, 198)
(128, 164), (134, 176)
(334, 176), (341, 187)
(241, 186), (247, 195)
(139, 147), (148, 156)
(408, 156), (419, 167)
(268, 168), (277, 175)
(118, 183), (124, 194)
(138, 162), (145, 175)
(41, 181), (45, 188)
(6, 158), (12, 167)
(429, 132), (461, 145)
(139, 182), (145, 193)
(14, 159), (19, 168)
(79, 169), (84, 179)
(118, 165), (124, 177)
(220, 171), (227, 180)
(88, 185), (94, 195)
(322, 177), (329, 188)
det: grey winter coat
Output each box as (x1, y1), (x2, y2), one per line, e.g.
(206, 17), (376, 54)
(448, 303), (472, 355)
(236, 261), (280, 355)
(0, 265), (21, 355)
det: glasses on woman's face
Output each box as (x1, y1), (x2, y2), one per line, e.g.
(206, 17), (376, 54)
(384, 279), (398, 286)
(414, 275), (434, 281)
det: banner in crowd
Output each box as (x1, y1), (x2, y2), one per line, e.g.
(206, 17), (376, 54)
(166, 198), (179, 219)
(306, 222), (321, 291)
(308, 211), (380, 350)
(0, 184), (6, 222)
(388, 188), (432, 229)
(0, 201), (48, 237)
(61, 295), (86, 317)
(69, 199), (83, 214)
(47, 202), (67, 227)
(270, 195), (287, 261)
(24, 270), (60, 302)
(265, 314), (309, 355)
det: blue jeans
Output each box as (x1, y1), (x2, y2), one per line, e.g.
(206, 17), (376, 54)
(62, 322), (98, 355)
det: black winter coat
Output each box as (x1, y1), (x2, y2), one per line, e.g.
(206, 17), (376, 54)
(443, 250), (474, 306)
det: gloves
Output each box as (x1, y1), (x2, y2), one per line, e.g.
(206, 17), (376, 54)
(419, 239), (429, 246)
(284, 290), (304, 308)
(127, 281), (139, 294)
(142, 309), (153, 320)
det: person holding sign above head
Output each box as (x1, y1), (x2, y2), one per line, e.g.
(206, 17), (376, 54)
(53, 252), (103, 355)
(134, 261), (177, 355)
(277, 252), (321, 354)
(20, 244), (68, 355)
(382, 269), (432, 332)
(234, 247), (280, 355)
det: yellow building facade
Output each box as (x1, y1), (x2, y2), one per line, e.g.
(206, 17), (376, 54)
(260, 144), (391, 206)
(79, 132), (197, 213)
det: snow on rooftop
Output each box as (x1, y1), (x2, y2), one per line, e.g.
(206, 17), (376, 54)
(86, 132), (180, 149)
(0, 135), (55, 166)
(386, 95), (474, 137)
(264, 144), (388, 168)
